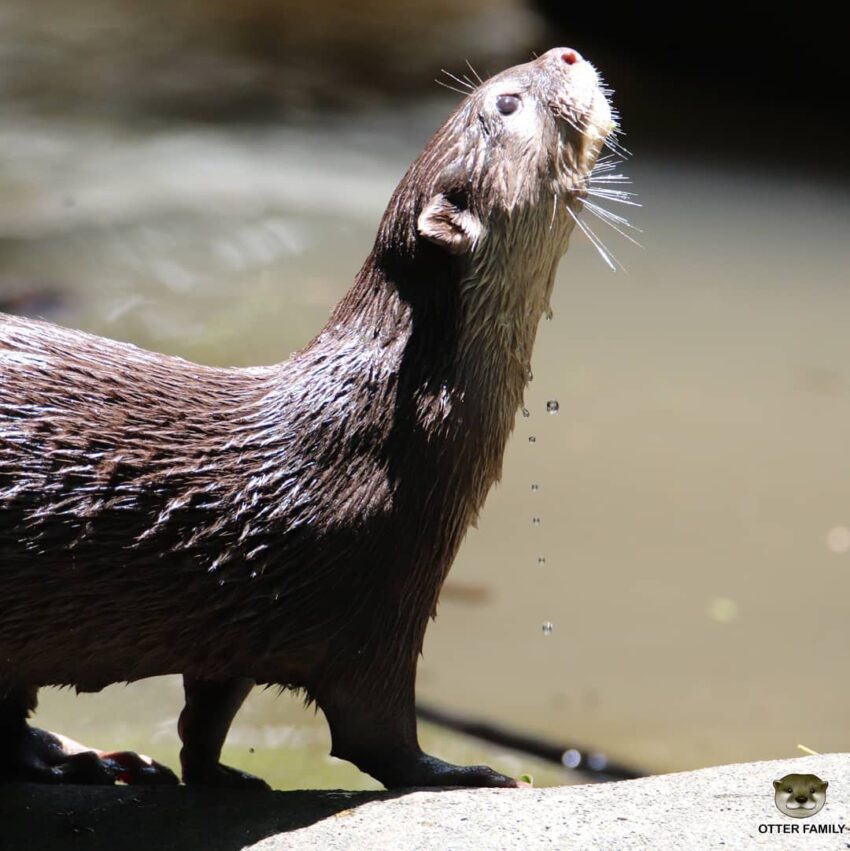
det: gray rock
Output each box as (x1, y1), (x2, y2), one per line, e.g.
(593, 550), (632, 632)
(248, 754), (850, 851)
(1, 755), (847, 851)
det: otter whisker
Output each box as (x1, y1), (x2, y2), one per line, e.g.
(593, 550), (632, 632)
(591, 154), (622, 171)
(587, 183), (637, 195)
(439, 69), (475, 92)
(435, 78), (470, 97)
(589, 175), (632, 185)
(602, 139), (630, 159)
(582, 199), (641, 231)
(565, 204), (622, 272)
(589, 160), (630, 181)
(603, 104), (621, 126)
(580, 200), (643, 249)
(578, 112), (631, 158)
(586, 187), (640, 206)
(606, 135), (631, 158)
(464, 59), (485, 86)
(596, 75), (618, 104)
(555, 110), (630, 160)
(553, 109), (581, 134)
(556, 111), (601, 148)
(587, 123), (631, 159)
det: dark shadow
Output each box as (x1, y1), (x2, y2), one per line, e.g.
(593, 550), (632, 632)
(0, 784), (410, 851)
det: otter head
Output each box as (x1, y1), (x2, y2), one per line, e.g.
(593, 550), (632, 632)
(370, 47), (616, 368)
(410, 47), (613, 261)
(773, 773), (828, 818)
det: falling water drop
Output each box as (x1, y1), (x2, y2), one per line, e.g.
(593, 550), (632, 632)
(561, 749), (581, 768)
(546, 400), (560, 414)
(541, 621), (554, 636)
(528, 435), (537, 444)
(531, 483), (540, 492)
(532, 516), (541, 526)
(521, 407), (530, 418)
(826, 526), (850, 554)
(587, 752), (608, 771)
(537, 556), (546, 566)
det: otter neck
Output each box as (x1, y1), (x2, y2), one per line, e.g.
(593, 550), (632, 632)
(316, 224), (564, 506)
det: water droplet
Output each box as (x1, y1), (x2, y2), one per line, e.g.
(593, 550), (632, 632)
(706, 597), (738, 623)
(545, 307), (554, 321)
(521, 407), (530, 418)
(546, 400), (560, 414)
(528, 435), (537, 444)
(527, 367), (534, 382)
(250, 570), (259, 579)
(537, 556), (546, 566)
(532, 516), (541, 526)
(541, 621), (554, 635)
(531, 483), (540, 492)
(827, 526), (850, 553)
(587, 752), (608, 771)
(561, 748), (581, 768)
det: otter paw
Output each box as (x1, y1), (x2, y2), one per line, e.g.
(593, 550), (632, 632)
(98, 750), (179, 785)
(183, 762), (270, 790)
(384, 753), (520, 789)
(3, 727), (178, 785)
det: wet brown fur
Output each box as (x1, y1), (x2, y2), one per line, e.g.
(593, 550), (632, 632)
(0, 49), (611, 788)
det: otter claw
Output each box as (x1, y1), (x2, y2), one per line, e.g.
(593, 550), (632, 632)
(378, 753), (520, 789)
(2, 727), (179, 785)
(183, 762), (270, 789)
(48, 750), (118, 785)
(100, 750), (179, 785)
(413, 761), (520, 789)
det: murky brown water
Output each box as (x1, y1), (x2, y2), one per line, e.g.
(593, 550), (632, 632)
(2, 107), (849, 789)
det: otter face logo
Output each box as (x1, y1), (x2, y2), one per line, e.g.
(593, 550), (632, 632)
(773, 773), (828, 818)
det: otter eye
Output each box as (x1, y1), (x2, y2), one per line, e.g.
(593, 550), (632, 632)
(786, 787), (793, 793)
(811, 787), (816, 794)
(496, 94), (521, 116)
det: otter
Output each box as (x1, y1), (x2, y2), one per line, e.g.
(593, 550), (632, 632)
(0, 47), (614, 789)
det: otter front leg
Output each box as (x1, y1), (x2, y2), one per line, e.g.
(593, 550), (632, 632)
(317, 664), (518, 789)
(0, 684), (177, 784)
(178, 675), (268, 788)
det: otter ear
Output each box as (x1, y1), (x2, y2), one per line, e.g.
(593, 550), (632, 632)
(417, 193), (483, 256)
(773, 780), (782, 790)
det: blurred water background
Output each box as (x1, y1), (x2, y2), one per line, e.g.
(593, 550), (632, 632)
(1, 1), (848, 789)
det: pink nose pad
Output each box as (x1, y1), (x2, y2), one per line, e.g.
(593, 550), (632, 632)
(560, 49), (582, 66)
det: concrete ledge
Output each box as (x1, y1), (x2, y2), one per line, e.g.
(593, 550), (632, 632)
(1, 755), (847, 850)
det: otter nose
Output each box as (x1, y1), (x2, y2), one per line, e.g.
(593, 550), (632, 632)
(539, 46), (585, 67)
(795, 795), (808, 804)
